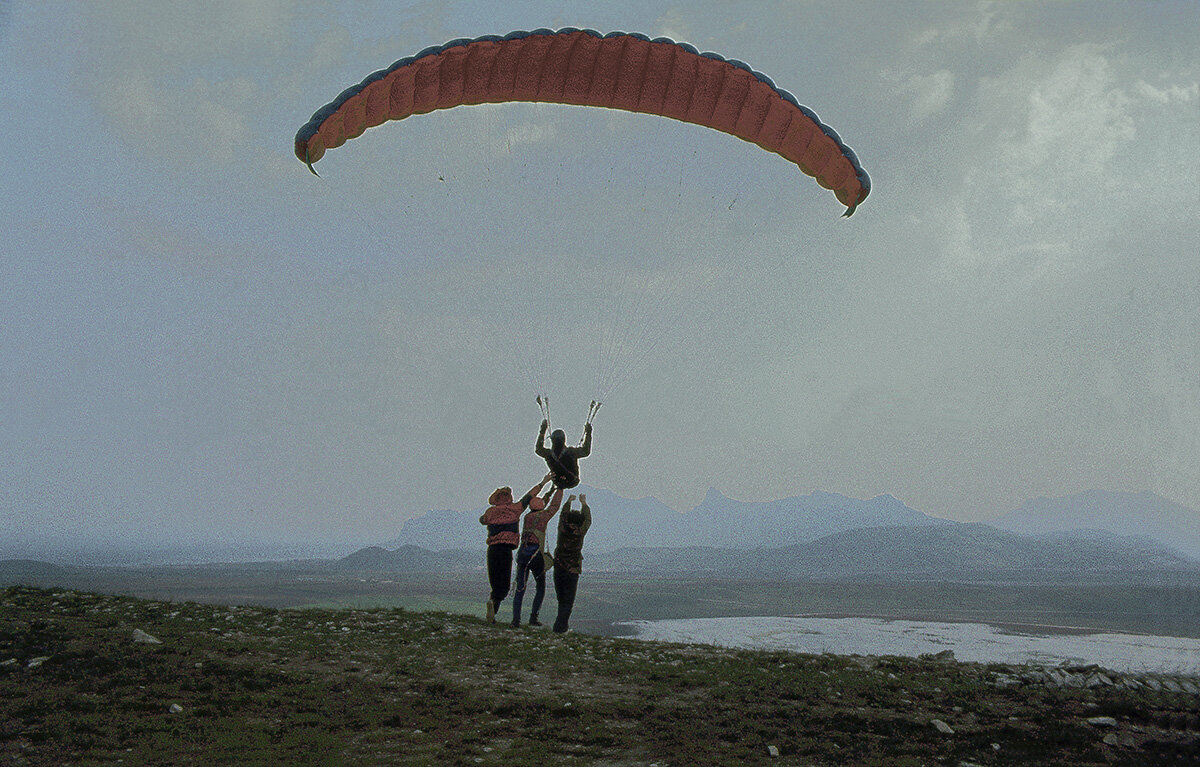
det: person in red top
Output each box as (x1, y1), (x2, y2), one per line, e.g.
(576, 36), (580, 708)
(479, 472), (552, 623)
(511, 485), (564, 627)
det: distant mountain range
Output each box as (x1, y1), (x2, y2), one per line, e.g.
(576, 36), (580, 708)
(592, 524), (1196, 578)
(988, 490), (1200, 561)
(388, 486), (1199, 560)
(388, 487), (949, 553)
(346, 520), (1197, 578)
(4, 488), (1196, 583)
(357, 487), (1200, 578)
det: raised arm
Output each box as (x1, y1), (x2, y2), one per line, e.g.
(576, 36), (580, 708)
(535, 419), (550, 458)
(576, 422), (593, 458)
(558, 497), (574, 533)
(579, 494), (592, 536)
(520, 472), (554, 507)
(545, 487), (564, 522)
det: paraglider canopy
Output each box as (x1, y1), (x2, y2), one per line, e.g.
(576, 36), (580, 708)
(294, 28), (870, 215)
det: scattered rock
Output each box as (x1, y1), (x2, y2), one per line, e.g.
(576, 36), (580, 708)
(132, 629), (162, 645)
(1085, 673), (1113, 688)
(767, 744), (779, 757)
(168, 704), (183, 714)
(1102, 733), (1119, 747)
(1019, 669), (1046, 685)
(1, 658), (17, 667)
(932, 719), (955, 735)
(921, 650), (956, 662)
(26, 657), (50, 669)
(1086, 717), (1118, 728)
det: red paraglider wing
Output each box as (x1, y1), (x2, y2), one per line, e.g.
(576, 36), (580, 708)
(295, 29), (870, 215)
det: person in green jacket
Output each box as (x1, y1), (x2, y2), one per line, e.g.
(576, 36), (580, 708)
(552, 493), (591, 633)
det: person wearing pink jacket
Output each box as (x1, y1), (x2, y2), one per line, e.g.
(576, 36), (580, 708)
(480, 472), (552, 623)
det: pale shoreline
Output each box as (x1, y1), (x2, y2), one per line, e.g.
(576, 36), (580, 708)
(619, 615), (1200, 677)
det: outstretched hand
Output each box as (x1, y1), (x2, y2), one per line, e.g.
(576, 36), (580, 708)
(567, 494), (577, 503)
(579, 493), (586, 503)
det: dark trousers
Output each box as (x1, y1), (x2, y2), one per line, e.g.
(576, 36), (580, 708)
(553, 568), (580, 633)
(511, 543), (546, 623)
(487, 543), (516, 605)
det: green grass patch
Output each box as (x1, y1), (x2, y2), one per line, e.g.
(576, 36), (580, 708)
(2, 585), (1195, 765)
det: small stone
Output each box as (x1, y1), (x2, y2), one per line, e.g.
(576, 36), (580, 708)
(168, 704), (183, 714)
(1102, 733), (1119, 746)
(26, 656), (50, 668)
(767, 744), (780, 757)
(132, 629), (162, 644)
(1063, 673), (1086, 689)
(991, 743), (1001, 752)
(932, 719), (955, 735)
(1086, 716), (1118, 728)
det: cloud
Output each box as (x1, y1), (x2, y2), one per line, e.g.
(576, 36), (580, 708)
(1134, 79), (1198, 104)
(1005, 46), (1134, 189)
(887, 68), (955, 123)
(12, 0), (1199, 542)
(654, 7), (693, 43)
(502, 115), (560, 151)
(912, 0), (1015, 47)
(72, 2), (296, 164)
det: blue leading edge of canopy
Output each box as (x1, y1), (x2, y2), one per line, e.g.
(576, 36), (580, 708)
(295, 28), (871, 200)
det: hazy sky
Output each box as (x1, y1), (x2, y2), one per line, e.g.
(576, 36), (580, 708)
(2, 1), (1198, 557)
